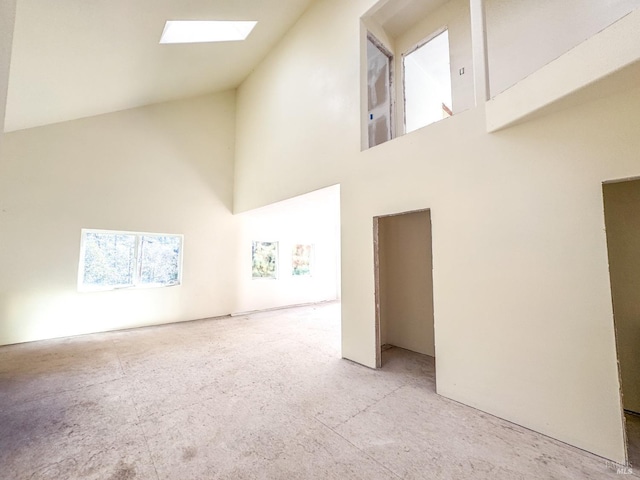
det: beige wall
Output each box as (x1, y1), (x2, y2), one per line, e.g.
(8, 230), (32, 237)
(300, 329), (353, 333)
(603, 180), (640, 414)
(378, 210), (434, 356)
(485, 0), (640, 96)
(0, 92), (239, 344)
(234, 0), (365, 212)
(234, 0), (639, 462)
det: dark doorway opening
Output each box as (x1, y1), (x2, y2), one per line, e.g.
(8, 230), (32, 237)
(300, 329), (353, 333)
(603, 178), (640, 467)
(374, 209), (435, 372)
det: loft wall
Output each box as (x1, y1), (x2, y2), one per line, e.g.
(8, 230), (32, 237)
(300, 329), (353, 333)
(234, 0), (639, 462)
(485, 0), (640, 96)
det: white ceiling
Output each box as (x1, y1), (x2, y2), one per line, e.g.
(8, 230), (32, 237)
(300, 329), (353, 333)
(367, 0), (450, 38)
(4, 0), (317, 132)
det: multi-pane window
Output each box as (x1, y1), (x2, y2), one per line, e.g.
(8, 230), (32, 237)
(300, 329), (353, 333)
(78, 229), (183, 291)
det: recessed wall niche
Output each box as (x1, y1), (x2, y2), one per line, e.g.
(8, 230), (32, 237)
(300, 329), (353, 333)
(361, 0), (475, 149)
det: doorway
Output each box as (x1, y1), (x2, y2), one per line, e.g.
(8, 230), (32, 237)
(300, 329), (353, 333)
(367, 33), (393, 148)
(603, 178), (640, 467)
(403, 28), (453, 134)
(374, 209), (435, 369)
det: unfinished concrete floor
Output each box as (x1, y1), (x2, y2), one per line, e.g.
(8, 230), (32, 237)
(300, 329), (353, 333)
(0, 302), (636, 479)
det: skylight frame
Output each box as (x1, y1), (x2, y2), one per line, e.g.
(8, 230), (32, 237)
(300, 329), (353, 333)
(160, 20), (258, 44)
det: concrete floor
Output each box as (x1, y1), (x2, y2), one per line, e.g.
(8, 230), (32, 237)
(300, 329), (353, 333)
(0, 302), (637, 479)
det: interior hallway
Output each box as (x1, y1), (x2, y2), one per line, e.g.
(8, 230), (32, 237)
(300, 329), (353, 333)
(0, 302), (636, 479)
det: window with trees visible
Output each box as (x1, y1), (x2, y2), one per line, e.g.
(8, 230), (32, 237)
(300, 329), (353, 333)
(78, 229), (183, 291)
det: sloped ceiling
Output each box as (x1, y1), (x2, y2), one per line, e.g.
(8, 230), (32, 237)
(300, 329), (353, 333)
(368, 0), (450, 38)
(4, 0), (317, 132)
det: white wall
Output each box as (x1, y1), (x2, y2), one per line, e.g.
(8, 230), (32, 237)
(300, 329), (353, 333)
(234, 0), (638, 463)
(0, 92), (239, 344)
(234, 185), (340, 314)
(235, 2), (364, 213)
(485, 0), (640, 96)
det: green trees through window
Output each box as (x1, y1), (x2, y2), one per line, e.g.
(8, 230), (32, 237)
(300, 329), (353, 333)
(139, 235), (181, 285)
(79, 230), (182, 291)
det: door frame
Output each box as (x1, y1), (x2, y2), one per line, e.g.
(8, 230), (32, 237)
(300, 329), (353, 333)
(373, 207), (432, 368)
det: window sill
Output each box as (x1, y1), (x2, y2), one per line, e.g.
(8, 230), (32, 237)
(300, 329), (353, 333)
(78, 282), (181, 293)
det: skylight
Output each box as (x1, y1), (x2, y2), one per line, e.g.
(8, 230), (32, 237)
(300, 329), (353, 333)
(160, 21), (258, 44)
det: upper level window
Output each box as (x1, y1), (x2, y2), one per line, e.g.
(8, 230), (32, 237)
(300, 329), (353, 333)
(403, 29), (452, 134)
(78, 229), (183, 291)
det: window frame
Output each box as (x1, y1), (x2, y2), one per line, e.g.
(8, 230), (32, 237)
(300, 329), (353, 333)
(77, 228), (184, 292)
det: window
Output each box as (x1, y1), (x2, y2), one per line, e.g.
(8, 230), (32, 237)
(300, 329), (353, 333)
(403, 29), (452, 133)
(78, 229), (183, 291)
(367, 34), (393, 148)
(292, 244), (313, 276)
(251, 241), (278, 279)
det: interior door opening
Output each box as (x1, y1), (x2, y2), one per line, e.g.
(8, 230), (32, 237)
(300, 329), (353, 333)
(403, 29), (452, 134)
(603, 178), (640, 468)
(367, 33), (393, 148)
(374, 209), (435, 377)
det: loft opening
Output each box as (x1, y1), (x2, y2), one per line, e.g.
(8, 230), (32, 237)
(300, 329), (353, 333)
(403, 28), (452, 133)
(361, 0), (474, 150)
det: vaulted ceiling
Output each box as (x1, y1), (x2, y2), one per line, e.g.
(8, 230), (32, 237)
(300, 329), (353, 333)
(5, 0), (317, 132)
(367, 0), (450, 38)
